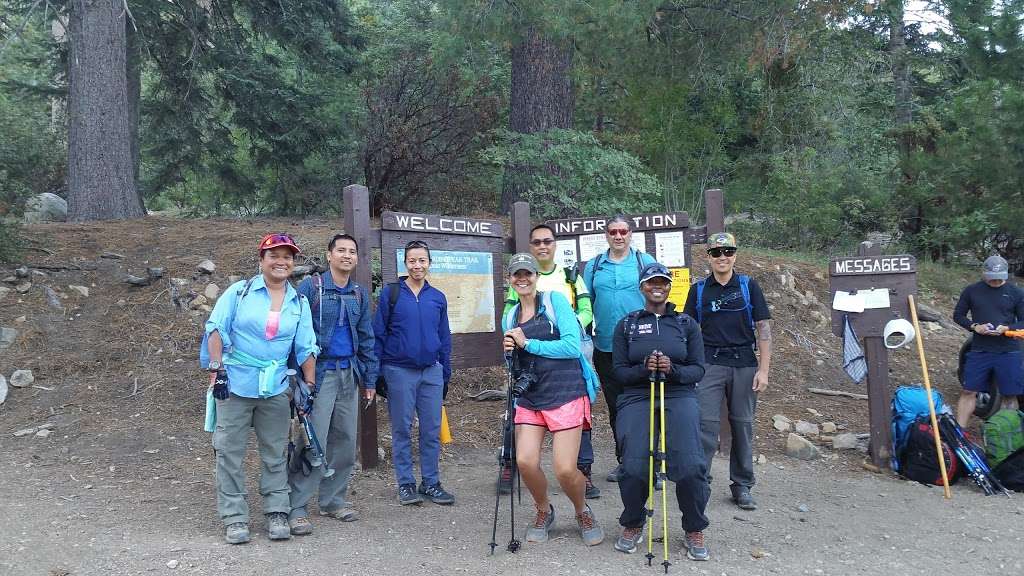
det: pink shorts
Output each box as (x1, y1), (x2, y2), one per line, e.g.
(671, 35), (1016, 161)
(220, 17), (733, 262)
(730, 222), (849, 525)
(515, 396), (591, 432)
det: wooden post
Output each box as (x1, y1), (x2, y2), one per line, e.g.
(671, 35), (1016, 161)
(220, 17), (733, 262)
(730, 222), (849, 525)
(856, 241), (891, 468)
(704, 188), (725, 234)
(511, 201), (532, 253)
(343, 184), (378, 469)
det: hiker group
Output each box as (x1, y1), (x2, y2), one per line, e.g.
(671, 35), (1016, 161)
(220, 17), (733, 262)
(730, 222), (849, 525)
(200, 222), (767, 560)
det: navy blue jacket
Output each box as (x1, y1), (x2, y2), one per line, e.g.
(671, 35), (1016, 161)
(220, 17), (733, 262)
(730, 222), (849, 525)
(297, 273), (379, 389)
(373, 278), (452, 382)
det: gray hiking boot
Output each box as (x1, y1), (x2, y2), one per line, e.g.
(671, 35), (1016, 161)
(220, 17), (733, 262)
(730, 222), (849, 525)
(224, 522), (250, 545)
(525, 504), (555, 543)
(684, 530), (710, 561)
(606, 464), (624, 483)
(733, 491), (757, 510)
(289, 515), (313, 536)
(575, 505), (604, 546)
(266, 512), (292, 540)
(581, 465), (601, 499)
(320, 506), (359, 522)
(614, 525), (644, 553)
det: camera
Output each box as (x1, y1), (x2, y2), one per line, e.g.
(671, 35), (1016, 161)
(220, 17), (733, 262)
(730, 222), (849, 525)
(509, 351), (537, 398)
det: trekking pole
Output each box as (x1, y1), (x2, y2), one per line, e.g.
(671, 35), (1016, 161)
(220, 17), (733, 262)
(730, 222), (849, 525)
(645, 353), (657, 567)
(657, 363), (671, 574)
(490, 352), (521, 554)
(908, 295), (952, 499)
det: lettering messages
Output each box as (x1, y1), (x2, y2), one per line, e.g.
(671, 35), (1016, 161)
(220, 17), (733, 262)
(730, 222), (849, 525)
(831, 255), (916, 276)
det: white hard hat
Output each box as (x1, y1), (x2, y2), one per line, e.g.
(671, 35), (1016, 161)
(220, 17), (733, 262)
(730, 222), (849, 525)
(883, 318), (916, 349)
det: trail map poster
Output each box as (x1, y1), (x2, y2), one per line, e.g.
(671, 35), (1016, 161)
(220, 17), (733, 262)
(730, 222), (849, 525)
(397, 250), (495, 333)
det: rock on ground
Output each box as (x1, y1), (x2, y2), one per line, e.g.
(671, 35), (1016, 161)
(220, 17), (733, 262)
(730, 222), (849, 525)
(23, 193), (68, 223)
(0, 374), (7, 404)
(68, 285), (90, 297)
(203, 284), (220, 301)
(772, 414), (792, 432)
(10, 369), (34, 388)
(197, 260), (216, 274)
(795, 420), (820, 436)
(0, 327), (16, 349)
(786, 433), (820, 460)
(833, 433), (860, 450)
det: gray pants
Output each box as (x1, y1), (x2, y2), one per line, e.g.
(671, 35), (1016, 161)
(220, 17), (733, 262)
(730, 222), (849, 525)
(288, 367), (359, 518)
(696, 364), (758, 495)
(213, 391), (291, 526)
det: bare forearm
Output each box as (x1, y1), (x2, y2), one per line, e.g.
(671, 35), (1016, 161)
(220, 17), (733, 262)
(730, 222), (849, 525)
(756, 319), (772, 372)
(301, 355), (316, 385)
(207, 331), (223, 365)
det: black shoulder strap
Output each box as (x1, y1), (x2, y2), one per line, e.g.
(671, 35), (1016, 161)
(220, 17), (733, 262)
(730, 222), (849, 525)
(623, 310), (642, 338)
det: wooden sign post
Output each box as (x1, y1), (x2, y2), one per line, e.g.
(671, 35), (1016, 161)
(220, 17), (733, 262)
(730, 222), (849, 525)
(829, 241), (918, 468)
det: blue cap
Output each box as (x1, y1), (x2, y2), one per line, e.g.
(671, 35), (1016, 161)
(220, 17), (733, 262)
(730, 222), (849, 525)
(640, 262), (672, 284)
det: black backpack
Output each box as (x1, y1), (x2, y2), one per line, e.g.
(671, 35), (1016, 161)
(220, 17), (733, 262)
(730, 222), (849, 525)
(374, 282), (401, 399)
(993, 446), (1024, 491)
(898, 418), (961, 486)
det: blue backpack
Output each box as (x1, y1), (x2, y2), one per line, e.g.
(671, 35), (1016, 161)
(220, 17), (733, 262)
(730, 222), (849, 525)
(891, 385), (947, 471)
(694, 274), (755, 332)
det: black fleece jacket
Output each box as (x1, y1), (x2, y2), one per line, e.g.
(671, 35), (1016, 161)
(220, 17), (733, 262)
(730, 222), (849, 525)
(612, 304), (705, 388)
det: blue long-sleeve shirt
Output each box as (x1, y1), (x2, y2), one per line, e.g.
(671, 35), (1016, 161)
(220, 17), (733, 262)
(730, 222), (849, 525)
(205, 275), (318, 398)
(502, 291), (581, 359)
(583, 248), (656, 352)
(373, 279), (452, 382)
(953, 280), (1024, 353)
(297, 273), (379, 389)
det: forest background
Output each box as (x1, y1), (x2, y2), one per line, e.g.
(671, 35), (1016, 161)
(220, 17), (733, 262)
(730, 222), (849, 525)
(1, 0), (1022, 269)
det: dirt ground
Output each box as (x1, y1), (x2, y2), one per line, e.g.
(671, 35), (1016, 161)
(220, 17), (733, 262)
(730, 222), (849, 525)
(0, 217), (1018, 576)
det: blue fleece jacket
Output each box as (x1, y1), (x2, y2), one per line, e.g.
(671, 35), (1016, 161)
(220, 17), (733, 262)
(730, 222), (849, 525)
(373, 278), (452, 382)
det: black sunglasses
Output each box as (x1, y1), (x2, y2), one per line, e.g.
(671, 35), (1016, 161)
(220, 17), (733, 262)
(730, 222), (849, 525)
(707, 247), (737, 258)
(529, 238), (555, 246)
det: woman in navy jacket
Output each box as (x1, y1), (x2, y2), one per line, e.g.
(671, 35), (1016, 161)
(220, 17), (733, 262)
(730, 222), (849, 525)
(374, 240), (454, 506)
(611, 262), (710, 561)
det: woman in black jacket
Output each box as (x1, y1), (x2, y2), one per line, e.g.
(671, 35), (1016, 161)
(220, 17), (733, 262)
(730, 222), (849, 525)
(611, 262), (710, 561)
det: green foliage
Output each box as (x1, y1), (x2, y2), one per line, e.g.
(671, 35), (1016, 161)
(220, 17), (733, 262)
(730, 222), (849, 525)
(481, 129), (663, 219)
(0, 219), (24, 264)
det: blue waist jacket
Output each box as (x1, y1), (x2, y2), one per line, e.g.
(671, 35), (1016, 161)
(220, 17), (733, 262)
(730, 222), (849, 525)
(373, 278), (452, 383)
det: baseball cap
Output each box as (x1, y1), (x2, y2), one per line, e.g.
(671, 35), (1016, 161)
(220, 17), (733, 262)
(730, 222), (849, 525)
(507, 252), (538, 275)
(707, 232), (737, 250)
(640, 262), (672, 285)
(983, 255), (1009, 281)
(259, 233), (300, 254)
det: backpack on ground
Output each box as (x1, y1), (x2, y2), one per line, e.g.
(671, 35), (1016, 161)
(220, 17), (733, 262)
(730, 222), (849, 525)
(993, 446), (1024, 491)
(891, 385), (946, 471)
(374, 282), (401, 399)
(983, 409), (1024, 467)
(897, 417), (960, 486)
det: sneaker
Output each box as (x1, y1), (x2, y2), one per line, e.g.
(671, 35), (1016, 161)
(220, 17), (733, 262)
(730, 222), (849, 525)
(498, 464), (513, 495)
(224, 522), (250, 545)
(684, 530), (710, 561)
(289, 515), (313, 536)
(398, 483), (423, 506)
(733, 491), (757, 511)
(614, 526), (644, 554)
(525, 504), (554, 543)
(606, 464), (624, 483)
(418, 482), (456, 505)
(575, 505), (605, 546)
(266, 512), (292, 540)
(581, 466), (601, 499)
(320, 506), (359, 522)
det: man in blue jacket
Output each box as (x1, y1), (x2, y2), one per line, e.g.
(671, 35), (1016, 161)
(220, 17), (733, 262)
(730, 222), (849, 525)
(288, 234), (378, 535)
(374, 240), (455, 506)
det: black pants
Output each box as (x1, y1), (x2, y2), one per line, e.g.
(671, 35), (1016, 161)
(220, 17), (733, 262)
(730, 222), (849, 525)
(616, 387), (710, 533)
(594, 349), (624, 460)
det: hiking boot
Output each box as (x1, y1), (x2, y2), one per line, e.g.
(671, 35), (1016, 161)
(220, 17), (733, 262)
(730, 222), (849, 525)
(320, 506), (359, 522)
(498, 464), (514, 495)
(581, 466), (601, 499)
(614, 526), (644, 554)
(733, 491), (757, 511)
(266, 512), (292, 540)
(224, 522), (250, 545)
(684, 530), (709, 561)
(289, 515), (313, 536)
(525, 504), (555, 543)
(575, 505), (604, 546)
(606, 464), (624, 483)
(398, 483), (423, 506)
(418, 482), (456, 505)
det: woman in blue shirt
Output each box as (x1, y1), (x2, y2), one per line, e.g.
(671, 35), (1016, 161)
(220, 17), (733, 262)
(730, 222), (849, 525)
(204, 233), (317, 545)
(502, 253), (604, 547)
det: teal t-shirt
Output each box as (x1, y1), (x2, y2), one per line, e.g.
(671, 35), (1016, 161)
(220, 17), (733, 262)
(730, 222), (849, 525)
(584, 249), (656, 352)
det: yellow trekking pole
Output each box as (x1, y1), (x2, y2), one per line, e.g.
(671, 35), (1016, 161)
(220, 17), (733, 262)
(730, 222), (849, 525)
(645, 360), (657, 566)
(658, 371), (671, 573)
(908, 295), (951, 499)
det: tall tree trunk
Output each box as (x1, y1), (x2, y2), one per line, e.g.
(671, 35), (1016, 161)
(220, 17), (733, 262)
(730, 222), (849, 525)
(500, 27), (574, 213)
(888, 0), (912, 151)
(67, 0), (144, 221)
(126, 15), (142, 196)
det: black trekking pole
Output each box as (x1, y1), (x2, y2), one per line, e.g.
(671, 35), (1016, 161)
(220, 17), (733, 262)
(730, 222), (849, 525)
(490, 351), (522, 554)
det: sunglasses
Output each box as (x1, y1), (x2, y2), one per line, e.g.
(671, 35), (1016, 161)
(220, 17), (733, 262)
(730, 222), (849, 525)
(606, 228), (630, 237)
(405, 240), (429, 250)
(529, 238), (555, 246)
(707, 247), (737, 258)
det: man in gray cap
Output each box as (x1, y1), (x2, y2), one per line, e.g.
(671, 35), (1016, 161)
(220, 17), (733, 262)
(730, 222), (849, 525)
(953, 255), (1024, 427)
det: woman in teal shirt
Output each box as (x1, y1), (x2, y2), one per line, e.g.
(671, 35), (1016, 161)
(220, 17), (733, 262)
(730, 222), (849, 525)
(204, 233), (318, 544)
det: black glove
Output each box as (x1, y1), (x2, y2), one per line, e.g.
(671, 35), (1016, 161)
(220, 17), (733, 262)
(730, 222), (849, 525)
(212, 370), (230, 400)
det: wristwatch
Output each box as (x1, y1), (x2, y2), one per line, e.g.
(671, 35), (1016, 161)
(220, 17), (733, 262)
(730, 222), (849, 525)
(208, 360), (222, 372)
